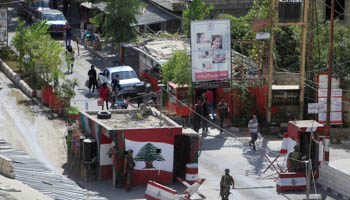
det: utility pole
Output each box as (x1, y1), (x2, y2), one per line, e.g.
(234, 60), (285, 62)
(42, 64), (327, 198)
(266, 0), (276, 123)
(267, 0), (308, 123)
(298, 0), (309, 119)
(325, 0), (335, 162)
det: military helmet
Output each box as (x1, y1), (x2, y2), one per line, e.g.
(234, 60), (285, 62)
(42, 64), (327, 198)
(225, 169), (230, 173)
(128, 149), (133, 153)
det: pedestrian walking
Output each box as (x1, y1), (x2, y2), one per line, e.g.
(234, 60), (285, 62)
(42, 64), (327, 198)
(99, 83), (110, 110)
(64, 23), (72, 49)
(204, 89), (215, 120)
(218, 98), (229, 133)
(248, 115), (259, 150)
(193, 97), (202, 133)
(220, 169), (234, 200)
(66, 45), (75, 73)
(201, 94), (209, 133)
(111, 74), (121, 105)
(124, 149), (135, 192)
(88, 65), (97, 93)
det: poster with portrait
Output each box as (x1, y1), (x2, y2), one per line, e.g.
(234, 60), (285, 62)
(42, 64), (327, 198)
(191, 20), (231, 82)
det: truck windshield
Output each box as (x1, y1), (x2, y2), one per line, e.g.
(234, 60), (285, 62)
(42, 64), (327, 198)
(112, 71), (137, 80)
(43, 14), (65, 21)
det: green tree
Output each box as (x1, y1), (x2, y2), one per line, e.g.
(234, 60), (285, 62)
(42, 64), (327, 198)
(134, 143), (165, 169)
(91, 0), (141, 43)
(161, 50), (191, 86)
(12, 20), (65, 89)
(182, 0), (214, 37)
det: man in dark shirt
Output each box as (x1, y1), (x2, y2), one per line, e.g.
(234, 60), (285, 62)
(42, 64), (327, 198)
(193, 97), (202, 133)
(88, 65), (97, 93)
(111, 74), (121, 105)
(64, 23), (71, 49)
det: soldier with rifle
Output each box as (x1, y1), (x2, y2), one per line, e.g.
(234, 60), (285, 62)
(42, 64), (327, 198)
(220, 169), (235, 200)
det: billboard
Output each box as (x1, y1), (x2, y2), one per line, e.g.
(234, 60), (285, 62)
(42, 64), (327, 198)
(191, 20), (231, 82)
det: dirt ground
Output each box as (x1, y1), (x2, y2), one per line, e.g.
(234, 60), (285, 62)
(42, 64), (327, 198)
(0, 72), (67, 174)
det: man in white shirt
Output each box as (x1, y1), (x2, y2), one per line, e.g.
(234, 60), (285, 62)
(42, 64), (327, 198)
(248, 115), (259, 150)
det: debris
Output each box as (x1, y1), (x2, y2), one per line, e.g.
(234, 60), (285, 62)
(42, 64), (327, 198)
(0, 186), (21, 192)
(42, 180), (52, 185)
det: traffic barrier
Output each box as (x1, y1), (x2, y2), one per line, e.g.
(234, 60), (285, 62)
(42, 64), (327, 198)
(145, 180), (178, 200)
(185, 163), (198, 184)
(277, 172), (306, 191)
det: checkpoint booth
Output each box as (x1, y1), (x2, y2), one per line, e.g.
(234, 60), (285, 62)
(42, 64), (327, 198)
(166, 81), (191, 118)
(277, 120), (325, 191)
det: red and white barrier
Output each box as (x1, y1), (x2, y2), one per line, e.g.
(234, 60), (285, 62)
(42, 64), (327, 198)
(185, 163), (198, 184)
(277, 173), (306, 191)
(145, 180), (179, 200)
(280, 133), (297, 155)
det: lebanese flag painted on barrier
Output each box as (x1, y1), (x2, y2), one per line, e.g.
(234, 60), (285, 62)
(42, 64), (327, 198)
(125, 128), (179, 185)
(277, 173), (306, 191)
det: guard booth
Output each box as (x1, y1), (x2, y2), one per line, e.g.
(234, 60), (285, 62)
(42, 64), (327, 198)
(277, 120), (324, 191)
(166, 81), (191, 118)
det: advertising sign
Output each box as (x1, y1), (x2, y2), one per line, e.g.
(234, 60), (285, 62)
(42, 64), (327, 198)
(0, 9), (7, 43)
(191, 20), (231, 83)
(318, 74), (340, 89)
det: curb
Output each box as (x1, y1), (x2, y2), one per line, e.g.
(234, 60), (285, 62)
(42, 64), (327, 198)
(0, 58), (34, 98)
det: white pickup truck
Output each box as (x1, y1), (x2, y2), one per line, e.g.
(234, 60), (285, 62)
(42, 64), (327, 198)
(98, 66), (148, 95)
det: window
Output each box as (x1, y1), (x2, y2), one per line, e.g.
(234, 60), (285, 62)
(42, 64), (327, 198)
(326, 0), (345, 20)
(43, 14), (65, 21)
(112, 71), (137, 80)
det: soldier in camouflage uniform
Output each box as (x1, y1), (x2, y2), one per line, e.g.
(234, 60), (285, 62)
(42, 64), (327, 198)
(220, 169), (234, 200)
(124, 149), (135, 192)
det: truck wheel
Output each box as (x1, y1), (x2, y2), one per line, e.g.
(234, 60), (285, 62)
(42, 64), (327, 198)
(97, 111), (111, 119)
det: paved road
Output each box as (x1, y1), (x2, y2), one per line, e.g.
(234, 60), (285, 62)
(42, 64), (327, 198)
(3, 5), (340, 200)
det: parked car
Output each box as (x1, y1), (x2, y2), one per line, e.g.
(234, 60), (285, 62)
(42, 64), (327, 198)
(98, 66), (149, 95)
(37, 9), (67, 35)
(19, 0), (52, 22)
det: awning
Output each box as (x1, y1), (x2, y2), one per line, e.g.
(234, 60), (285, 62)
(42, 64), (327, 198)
(272, 85), (299, 90)
(80, 2), (106, 11)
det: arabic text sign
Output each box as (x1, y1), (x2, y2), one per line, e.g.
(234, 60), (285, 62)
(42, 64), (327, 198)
(191, 20), (231, 83)
(252, 18), (271, 32)
(318, 74), (340, 89)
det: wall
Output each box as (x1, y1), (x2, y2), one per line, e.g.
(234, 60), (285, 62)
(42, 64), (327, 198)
(204, 0), (254, 17)
(0, 155), (15, 179)
(79, 112), (113, 180)
(317, 163), (350, 199)
(272, 72), (300, 85)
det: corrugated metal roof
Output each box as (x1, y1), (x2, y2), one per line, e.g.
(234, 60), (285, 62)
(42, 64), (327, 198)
(80, 1), (177, 26)
(0, 139), (107, 200)
(135, 1), (178, 26)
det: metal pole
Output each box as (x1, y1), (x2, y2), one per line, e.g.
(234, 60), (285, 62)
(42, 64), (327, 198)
(325, 0), (335, 162)
(266, 0), (276, 123)
(299, 0), (308, 120)
(305, 160), (311, 200)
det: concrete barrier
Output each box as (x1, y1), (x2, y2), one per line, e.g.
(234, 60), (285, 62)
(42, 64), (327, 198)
(317, 163), (350, 200)
(0, 58), (33, 98)
(0, 155), (15, 179)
